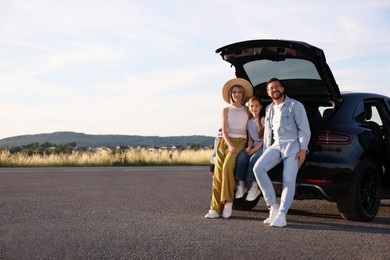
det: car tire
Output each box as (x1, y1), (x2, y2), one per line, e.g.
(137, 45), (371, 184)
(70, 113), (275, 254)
(209, 164), (215, 175)
(336, 159), (382, 222)
(233, 192), (262, 211)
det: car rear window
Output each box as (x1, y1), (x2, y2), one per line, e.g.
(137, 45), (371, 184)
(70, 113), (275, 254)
(244, 59), (321, 87)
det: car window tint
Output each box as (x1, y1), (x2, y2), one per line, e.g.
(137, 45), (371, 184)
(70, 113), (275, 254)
(353, 101), (365, 123)
(243, 59), (321, 86)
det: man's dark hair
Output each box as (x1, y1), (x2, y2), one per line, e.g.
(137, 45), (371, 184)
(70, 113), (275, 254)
(267, 77), (282, 86)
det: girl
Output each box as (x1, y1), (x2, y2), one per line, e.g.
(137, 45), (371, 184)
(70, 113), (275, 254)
(205, 78), (253, 219)
(234, 96), (264, 201)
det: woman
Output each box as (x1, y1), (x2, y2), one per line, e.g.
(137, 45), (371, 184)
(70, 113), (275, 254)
(205, 78), (253, 219)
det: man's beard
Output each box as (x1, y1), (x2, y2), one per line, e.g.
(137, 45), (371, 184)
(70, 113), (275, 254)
(272, 91), (284, 100)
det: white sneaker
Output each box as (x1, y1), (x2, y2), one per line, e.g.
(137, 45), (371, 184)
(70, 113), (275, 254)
(235, 186), (248, 199)
(222, 202), (233, 218)
(246, 187), (261, 201)
(205, 209), (219, 219)
(271, 212), (287, 227)
(263, 204), (279, 224)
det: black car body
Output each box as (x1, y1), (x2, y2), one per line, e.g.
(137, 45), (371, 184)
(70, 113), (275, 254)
(215, 39), (390, 221)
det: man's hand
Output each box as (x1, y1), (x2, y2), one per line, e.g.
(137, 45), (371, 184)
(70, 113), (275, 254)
(296, 149), (307, 168)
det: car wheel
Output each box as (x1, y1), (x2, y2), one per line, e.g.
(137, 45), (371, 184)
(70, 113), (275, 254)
(233, 192), (262, 211)
(336, 159), (382, 222)
(209, 164), (215, 176)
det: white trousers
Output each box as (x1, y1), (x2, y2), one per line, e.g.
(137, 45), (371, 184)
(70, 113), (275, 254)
(253, 146), (299, 214)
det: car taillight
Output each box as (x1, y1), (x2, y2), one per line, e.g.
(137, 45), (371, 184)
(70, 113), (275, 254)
(316, 130), (352, 145)
(305, 179), (343, 184)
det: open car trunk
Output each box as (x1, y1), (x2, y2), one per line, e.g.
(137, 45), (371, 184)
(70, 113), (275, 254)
(216, 39), (342, 155)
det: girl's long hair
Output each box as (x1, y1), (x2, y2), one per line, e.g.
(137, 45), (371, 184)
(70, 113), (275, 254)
(248, 96), (263, 136)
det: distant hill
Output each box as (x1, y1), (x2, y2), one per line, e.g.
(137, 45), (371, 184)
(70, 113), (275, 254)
(0, 131), (215, 148)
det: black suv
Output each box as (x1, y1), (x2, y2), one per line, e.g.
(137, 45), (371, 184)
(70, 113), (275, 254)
(215, 39), (390, 222)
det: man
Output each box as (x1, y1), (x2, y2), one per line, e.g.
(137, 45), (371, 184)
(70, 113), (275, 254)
(253, 78), (311, 227)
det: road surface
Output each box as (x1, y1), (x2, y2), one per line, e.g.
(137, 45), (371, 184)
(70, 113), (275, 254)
(1, 167), (389, 259)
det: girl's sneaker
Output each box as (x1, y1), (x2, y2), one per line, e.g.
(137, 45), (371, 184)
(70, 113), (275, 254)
(235, 186), (247, 199)
(246, 187), (261, 201)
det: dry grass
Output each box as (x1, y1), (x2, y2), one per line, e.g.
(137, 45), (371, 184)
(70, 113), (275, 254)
(0, 148), (213, 167)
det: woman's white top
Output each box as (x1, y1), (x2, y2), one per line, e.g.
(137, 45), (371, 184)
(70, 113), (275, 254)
(227, 106), (248, 138)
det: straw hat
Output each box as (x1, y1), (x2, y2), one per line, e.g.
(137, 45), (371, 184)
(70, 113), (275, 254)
(222, 78), (253, 104)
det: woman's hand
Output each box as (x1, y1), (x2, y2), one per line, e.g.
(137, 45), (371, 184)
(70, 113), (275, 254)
(228, 145), (238, 156)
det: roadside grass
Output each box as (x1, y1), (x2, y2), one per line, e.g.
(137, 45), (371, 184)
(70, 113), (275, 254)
(0, 149), (213, 167)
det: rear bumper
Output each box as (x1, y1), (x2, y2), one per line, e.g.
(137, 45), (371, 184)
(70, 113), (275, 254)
(272, 181), (351, 201)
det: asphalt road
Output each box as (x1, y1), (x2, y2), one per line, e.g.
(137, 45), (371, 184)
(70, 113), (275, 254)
(1, 166), (389, 259)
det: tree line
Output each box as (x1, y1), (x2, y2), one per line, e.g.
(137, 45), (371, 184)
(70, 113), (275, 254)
(1, 142), (209, 156)
(3, 142), (77, 155)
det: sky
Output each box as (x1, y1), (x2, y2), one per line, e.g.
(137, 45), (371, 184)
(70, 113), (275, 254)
(1, 0), (390, 140)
